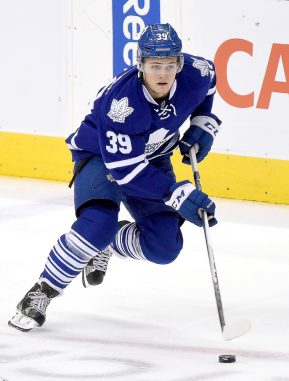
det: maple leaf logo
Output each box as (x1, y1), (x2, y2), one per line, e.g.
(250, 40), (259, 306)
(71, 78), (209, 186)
(192, 58), (215, 80)
(107, 97), (134, 123)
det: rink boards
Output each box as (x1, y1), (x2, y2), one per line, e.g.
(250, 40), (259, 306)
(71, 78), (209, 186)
(0, 131), (288, 205)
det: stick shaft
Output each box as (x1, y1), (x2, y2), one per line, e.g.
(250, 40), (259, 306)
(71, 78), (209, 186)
(189, 146), (226, 330)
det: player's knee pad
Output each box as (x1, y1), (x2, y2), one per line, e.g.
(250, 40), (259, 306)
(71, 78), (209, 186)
(143, 239), (182, 265)
(139, 213), (183, 265)
(71, 201), (119, 250)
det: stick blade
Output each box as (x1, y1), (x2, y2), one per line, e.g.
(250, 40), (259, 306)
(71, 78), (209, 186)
(222, 319), (251, 341)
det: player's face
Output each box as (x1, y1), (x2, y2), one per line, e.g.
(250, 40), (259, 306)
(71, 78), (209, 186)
(142, 57), (178, 99)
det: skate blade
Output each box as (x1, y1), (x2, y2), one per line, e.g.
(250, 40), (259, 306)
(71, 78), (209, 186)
(222, 319), (251, 341)
(8, 311), (37, 332)
(81, 269), (90, 288)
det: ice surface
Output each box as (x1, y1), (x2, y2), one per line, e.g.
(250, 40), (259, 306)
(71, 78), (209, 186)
(0, 176), (289, 381)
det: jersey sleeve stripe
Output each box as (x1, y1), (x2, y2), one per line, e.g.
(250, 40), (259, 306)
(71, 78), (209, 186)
(71, 133), (82, 150)
(115, 161), (149, 185)
(66, 143), (82, 151)
(67, 130), (83, 151)
(105, 154), (146, 169)
(207, 85), (216, 96)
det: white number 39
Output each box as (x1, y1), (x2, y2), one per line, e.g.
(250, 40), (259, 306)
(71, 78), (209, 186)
(106, 131), (132, 154)
(156, 33), (168, 40)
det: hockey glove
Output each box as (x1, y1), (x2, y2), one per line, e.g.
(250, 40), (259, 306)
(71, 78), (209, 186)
(164, 180), (217, 227)
(179, 114), (221, 163)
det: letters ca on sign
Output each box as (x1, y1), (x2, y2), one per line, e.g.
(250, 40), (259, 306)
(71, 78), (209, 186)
(214, 39), (289, 109)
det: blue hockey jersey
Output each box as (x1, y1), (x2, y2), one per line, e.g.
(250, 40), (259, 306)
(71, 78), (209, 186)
(66, 53), (218, 200)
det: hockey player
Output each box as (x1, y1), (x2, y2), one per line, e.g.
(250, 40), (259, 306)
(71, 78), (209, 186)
(9, 23), (221, 331)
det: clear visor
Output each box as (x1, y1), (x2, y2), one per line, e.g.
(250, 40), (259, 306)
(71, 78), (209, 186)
(142, 61), (179, 75)
(138, 54), (184, 74)
(137, 50), (184, 74)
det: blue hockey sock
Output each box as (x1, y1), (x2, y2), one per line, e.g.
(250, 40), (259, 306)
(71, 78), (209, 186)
(40, 229), (100, 293)
(111, 222), (146, 260)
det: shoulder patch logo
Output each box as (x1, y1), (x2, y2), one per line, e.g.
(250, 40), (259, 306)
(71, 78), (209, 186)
(192, 58), (215, 80)
(107, 97), (134, 123)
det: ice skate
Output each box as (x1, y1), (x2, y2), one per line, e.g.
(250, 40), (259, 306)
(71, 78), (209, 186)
(82, 248), (112, 287)
(82, 220), (131, 288)
(8, 282), (59, 332)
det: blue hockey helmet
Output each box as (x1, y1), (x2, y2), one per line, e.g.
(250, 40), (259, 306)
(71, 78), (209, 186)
(137, 23), (184, 73)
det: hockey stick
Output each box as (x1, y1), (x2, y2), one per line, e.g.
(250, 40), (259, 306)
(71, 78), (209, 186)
(189, 145), (250, 340)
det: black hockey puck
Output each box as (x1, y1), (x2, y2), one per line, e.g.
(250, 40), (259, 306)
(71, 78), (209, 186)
(218, 355), (236, 363)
